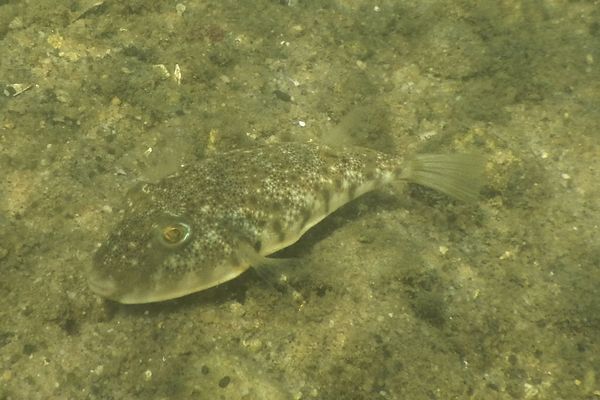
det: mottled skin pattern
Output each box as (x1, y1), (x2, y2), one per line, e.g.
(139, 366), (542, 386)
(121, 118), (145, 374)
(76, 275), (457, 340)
(90, 142), (404, 303)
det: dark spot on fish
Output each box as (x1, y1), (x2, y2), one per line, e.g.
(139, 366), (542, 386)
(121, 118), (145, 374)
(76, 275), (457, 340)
(229, 251), (242, 266)
(247, 194), (258, 205)
(393, 166), (403, 177)
(253, 240), (262, 252)
(269, 200), (283, 212)
(334, 178), (343, 190)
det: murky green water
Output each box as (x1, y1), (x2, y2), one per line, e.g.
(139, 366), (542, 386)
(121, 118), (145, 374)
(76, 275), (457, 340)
(1, 1), (598, 399)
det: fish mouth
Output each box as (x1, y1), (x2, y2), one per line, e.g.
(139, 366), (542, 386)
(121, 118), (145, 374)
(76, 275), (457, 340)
(87, 273), (161, 304)
(88, 275), (119, 300)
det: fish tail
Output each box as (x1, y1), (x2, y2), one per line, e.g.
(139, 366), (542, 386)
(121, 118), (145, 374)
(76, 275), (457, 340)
(401, 154), (486, 202)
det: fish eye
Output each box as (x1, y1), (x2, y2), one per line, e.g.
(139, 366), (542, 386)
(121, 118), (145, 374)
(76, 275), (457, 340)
(157, 222), (191, 248)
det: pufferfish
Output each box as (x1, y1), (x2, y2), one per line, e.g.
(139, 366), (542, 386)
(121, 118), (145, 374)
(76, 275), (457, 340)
(89, 142), (484, 304)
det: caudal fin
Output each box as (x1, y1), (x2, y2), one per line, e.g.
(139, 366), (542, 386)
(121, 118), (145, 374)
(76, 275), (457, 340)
(402, 154), (486, 202)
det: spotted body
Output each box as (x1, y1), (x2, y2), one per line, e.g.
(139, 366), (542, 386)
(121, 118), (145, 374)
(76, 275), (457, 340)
(90, 142), (483, 303)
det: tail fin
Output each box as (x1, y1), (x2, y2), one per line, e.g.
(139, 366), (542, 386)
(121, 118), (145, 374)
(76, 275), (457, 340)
(402, 154), (486, 203)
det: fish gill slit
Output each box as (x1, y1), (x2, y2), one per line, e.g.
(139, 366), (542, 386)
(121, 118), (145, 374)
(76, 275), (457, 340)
(322, 188), (332, 214)
(298, 208), (313, 234)
(347, 182), (358, 200)
(272, 220), (286, 242)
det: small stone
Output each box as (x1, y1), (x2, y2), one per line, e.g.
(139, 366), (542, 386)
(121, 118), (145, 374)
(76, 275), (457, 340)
(91, 365), (104, 375)
(218, 376), (231, 388)
(175, 4), (186, 16)
(47, 33), (64, 49)
(1, 370), (12, 381)
(229, 301), (244, 316)
(0, 247), (8, 260)
(8, 17), (24, 30)
(585, 53), (594, 65)
(244, 338), (263, 353)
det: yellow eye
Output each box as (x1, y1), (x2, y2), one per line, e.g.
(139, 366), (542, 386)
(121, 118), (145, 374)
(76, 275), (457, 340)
(158, 222), (191, 247)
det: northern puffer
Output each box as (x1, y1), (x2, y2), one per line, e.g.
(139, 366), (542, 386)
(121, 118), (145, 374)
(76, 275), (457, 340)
(89, 142), (484, 304)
